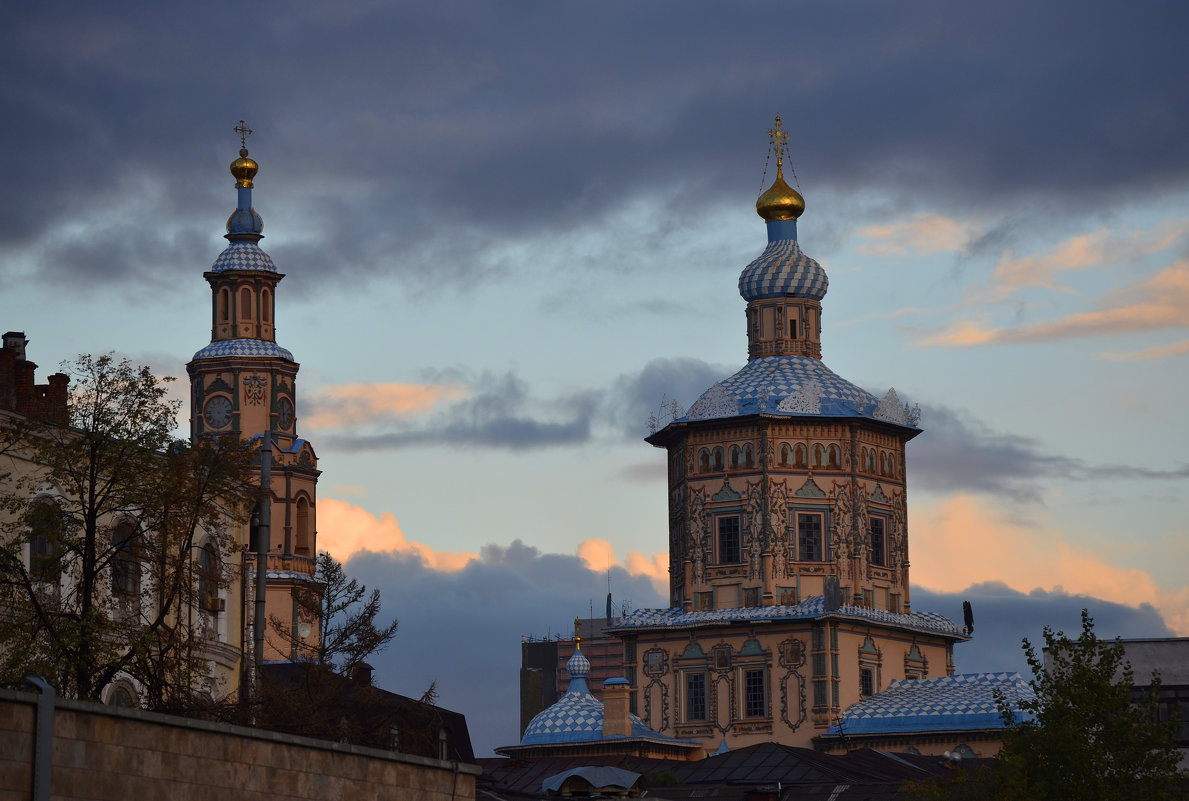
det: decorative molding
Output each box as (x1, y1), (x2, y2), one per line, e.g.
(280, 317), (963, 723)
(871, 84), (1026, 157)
(869, 483), (890, 504)
(687, 382), (739, 421)
(712, 479), (742, 502)
(777, 377), (823, 414)
(795, 477), (827, 498)
(242, 374), (267, 406)
(873, 387), (921, 427)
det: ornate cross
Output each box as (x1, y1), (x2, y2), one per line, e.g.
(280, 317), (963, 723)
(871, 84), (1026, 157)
(234, 120), (254, 149)
(767, 114), (788, 168)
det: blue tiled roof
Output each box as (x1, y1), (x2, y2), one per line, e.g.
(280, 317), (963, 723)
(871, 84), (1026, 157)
(520, 675), (673, 745)
(681, 356), (918, 429)
(826, 673), (1034, 736)
(738, 238), (828, 302)
(191, 339), (295, 361)
(608, 596), (965, 638)
(210, 240), (278, 273)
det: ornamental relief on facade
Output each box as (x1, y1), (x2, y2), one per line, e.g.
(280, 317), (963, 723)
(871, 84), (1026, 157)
(243, 374), (267, 406)
(769, 482), (792, 579)
(687, 488), (709, 585)
(829, 482), (854, 583)
(745, 482), (764, 580)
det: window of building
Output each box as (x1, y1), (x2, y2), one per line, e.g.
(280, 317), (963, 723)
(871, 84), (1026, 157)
(717, 516), (741, 564)
(798, 512), (823, 561)
(743, 669), (766, 718)
(743, 443), (754, 468)
(742, 587), (760, 607)
(729, 445), (742, 468)
(696, 591), (714, 611)
(27, 501), (62, 582)
(262, 288), (272, 323)
(197, 543), (220, 614)
(699, 448), (711, 472)
(778, 443), (791, 466)
(812, 444), (824, 468)
(870, 516), (886, 566)
(828, 444), (841, 468)
(794, 444), (807, 468)
(239, 287), (253, 319)
(860, 666), (874, 697)
(712, 447), (724, 471)
(295, 497), (312, 556)
(111, 520), (140, 596)
(685, 672), (707, 721)
(218, 287), (230, 323)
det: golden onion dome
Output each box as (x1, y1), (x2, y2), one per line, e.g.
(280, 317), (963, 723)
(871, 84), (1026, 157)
(230, 147), (258, 188)
(756, 168), (805, 221)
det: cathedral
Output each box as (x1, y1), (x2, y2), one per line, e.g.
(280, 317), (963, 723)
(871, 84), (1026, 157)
(186, 128), (323, 670)
(607, 117), (968, 751)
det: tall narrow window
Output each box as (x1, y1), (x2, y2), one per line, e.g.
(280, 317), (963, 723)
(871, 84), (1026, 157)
(198, 543), (220, 613)
(218, 287), (230, 323)
(111, 520), (140, 596)
(27, 501), (62, 582)
(717, 516), (741, 564)
(743, 669), (767, 717)
(870, 516), (886, 567)
(685, 672), (707, 721)
(779, 443), (791, 466)
(712, 447), (724, 471)
(262, 288), (272, 323)
(794, 444), (807, 468)
(812, 444), (824, 468)
(295, 497), (312, 556)
(699, 449), (711, 472)
(239, 287), (253, 319)
(798, 513), (823, 561)
(828, 444), (841, 468)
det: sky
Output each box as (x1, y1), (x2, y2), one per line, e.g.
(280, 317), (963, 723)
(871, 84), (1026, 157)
(4, 1), (1188, 755)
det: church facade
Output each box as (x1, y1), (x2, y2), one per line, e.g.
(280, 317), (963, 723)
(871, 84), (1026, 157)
(609, 118), (968, 751)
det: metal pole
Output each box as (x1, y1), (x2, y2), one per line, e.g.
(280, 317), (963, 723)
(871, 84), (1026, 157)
(254, 430), (272, 691)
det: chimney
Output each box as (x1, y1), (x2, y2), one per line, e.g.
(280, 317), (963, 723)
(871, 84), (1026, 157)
(352, 662), (374, 686)
(3, 332), (27, 361)
(602, 678), (632, 738)
(45, 373), (69, 424)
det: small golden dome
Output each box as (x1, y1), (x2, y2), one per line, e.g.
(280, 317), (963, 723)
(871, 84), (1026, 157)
(230, 147), (258, 188)
(756, 168), (805, 221)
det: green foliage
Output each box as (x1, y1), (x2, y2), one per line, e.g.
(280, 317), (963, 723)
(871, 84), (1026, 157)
(0, 353), (256, 705)
(995, 610), (1185, 801)
(908, 610), (1184, 800)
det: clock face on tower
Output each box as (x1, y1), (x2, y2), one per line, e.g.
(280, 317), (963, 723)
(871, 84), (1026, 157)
(203, 395), (233, 429)
(277, 396), (294, 431)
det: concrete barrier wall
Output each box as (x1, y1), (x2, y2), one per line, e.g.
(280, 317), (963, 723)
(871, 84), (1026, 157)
(0, 687), (479, 801)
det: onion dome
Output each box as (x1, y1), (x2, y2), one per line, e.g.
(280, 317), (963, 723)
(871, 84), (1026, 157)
(226, 144), (264, 241)
(756, 169), (805, 222)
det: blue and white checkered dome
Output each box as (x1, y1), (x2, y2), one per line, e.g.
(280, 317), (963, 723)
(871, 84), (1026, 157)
(210, 241), (278, 273)
(191, 339), (295, 362)
(566, 648), (591, 678)
(738, 236), (828, 302)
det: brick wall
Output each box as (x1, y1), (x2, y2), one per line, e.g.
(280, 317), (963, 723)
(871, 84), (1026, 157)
(0, 688), (479, 801)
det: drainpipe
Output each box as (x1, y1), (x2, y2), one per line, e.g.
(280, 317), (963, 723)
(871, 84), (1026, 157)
(23, 675), (54, 801)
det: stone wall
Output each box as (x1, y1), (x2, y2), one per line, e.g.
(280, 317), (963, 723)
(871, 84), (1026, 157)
(0, 687), (479, 801)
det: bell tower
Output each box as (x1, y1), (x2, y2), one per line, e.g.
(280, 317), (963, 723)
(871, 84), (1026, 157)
(186, 123), (321, 660)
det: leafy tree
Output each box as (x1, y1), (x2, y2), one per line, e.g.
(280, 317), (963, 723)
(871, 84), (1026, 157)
(269, 551), (399, 675)
(906, 609), (1185, 800)
(0, 353), (256, 705)
(996, 610), (1184, 800)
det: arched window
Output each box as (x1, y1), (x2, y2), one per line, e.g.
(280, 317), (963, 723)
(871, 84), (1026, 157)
(217, 287), (230, 323)
(239, 287), (253, 320)
(699, 448), (711, 472)
(729, 445), (741, 469)
(27, 500), (62, 582)
(295, 497), (312, 556)
(712, 447), (724, 471)
(262, 288), (272, 323)
(743, 443), (755, 468)
(111, 520), (140, 597)
(794, 444), (807, 469)
(812, 444), (824, 468)
(828, 444), (841, 468)
(779, 443), (791, 466)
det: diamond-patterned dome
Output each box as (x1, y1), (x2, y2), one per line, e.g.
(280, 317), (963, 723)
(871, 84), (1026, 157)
(191, 339), (294, 361)
(826, 673), (1034, 735)
(210, 241), (278, 273)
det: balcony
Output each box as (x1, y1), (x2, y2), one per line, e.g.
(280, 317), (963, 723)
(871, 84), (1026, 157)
(246, 552), (317, 577)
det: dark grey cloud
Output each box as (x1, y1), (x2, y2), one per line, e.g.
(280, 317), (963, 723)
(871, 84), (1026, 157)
(909, 403), (1189, 501)
(342, 540), (667, 757)
(914, 583), (1174, 675)
(610, 357), (732, 439)
(4, 1), (1187, 294)
(342, 541), (1174, 756)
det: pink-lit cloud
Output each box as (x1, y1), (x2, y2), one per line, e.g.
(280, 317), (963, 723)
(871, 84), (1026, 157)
(578, 537), (668, 597)
(317, 497), (478, 571)
(911, 494), (1189, 635)
(853, 213), (976, 257)
(919, 260), (1189, 347)
(1098, 338), (1189, 361)
(302, 381), (468, 431)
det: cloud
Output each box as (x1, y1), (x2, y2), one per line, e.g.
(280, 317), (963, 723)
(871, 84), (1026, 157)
(609, 357), (733, 439)
(913, 583), (1175, 675)
(302, 381), (468, 430)
(577, 537), (668, 598)
(919, 260), (1189, 346)
(322, 372), (597, 452)
(911, 494), (1189, 636)
(341, 539), (667, 756)
(6, 3), (1189, 297)
(317, 497), (478, 572)
(1097, 338), (1189, 361)
(853, 213), (976, 257)
(908, 403), (1189, 500)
